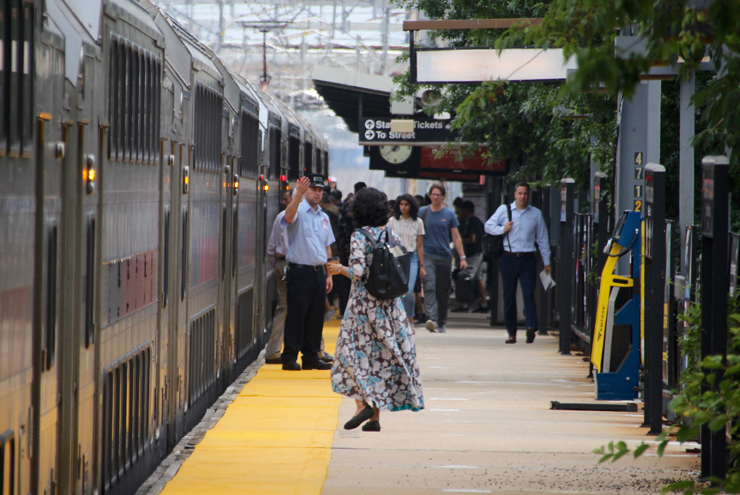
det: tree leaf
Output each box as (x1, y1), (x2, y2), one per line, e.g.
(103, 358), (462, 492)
(633, 443), (650, 458)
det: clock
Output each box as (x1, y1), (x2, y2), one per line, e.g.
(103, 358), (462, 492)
(379, 145), (413, 164)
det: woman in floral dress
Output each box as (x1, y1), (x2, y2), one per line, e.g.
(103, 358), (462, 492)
(326, 187), (424, 432)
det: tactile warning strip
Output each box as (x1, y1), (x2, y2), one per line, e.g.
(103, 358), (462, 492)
(160, 321), (341, 495)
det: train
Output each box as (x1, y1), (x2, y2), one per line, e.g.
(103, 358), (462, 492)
(0, 1), (329, 494)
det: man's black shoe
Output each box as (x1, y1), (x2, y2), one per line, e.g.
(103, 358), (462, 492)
(451, 305), (469, 313)
(282, 361), (301, 371)
(526, 328), (536, 344)
(472, 306), (490, 313)
(302, 359), (332, 370)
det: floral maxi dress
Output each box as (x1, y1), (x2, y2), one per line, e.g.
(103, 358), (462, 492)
(331, 227), (424, 412)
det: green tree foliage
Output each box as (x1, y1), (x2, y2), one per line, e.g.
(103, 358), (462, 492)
(594, 298), (740, 494)
(496, 0), (740, 174)
(394, 0), (617, 190)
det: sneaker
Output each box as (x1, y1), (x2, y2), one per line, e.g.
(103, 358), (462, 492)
(451, 305), (470, 313)
(425, 320), (438, 333)
(472, 305), (490, 313)
(324, 307), (337, 322)
(415, 313), (429, 324)
(437, 325), (447, 333)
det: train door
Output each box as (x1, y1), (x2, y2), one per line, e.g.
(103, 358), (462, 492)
(72, 41), (104, 495)
(221, 151), (237, 386)
(55, 76), (82, 495)
(30, 5), (64, 494)
(175, 142), (190, 443)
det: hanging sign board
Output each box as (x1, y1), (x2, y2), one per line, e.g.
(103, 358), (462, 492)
(359, 117), (458, 145)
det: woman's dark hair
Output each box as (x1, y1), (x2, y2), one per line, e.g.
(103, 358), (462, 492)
(351, 187), (388, 227)
(393, 194), (419, 220)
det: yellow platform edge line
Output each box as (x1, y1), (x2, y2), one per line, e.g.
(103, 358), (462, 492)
(160, 321), (341, 495)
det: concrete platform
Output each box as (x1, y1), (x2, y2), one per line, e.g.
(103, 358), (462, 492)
(323, 312), (699, 494)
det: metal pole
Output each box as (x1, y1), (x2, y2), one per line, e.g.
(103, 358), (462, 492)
(700, 156), (729, 481)
(262, 29), (268, 84)
(558, 179), (575, 355)
(679, 73), (695, 276)
(642, 163), (666, 436)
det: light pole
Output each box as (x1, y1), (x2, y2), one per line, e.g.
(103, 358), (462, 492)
(239, 21), (287, 91)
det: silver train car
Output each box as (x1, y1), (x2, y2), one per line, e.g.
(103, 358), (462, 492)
(0, 1), (327, 494)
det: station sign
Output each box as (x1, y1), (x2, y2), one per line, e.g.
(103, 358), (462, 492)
(359, 117), (458, 145)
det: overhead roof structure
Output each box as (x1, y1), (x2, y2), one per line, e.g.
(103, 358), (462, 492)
(312, 65), (394, 133)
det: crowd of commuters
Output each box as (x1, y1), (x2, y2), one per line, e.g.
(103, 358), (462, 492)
(265, 175), (550, 430)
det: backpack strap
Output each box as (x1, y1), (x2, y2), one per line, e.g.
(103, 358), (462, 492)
(505, 203), (513, 252)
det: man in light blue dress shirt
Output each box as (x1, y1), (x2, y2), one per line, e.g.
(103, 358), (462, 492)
(280, 174), (336, 370)
(485, 181), (551, 344)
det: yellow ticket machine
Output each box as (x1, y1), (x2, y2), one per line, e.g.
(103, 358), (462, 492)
(591, 210), (641, 400)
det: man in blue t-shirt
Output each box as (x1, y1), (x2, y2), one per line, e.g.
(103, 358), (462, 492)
(419, 183), (468, 333)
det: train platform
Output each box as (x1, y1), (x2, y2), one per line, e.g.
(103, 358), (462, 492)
(140, 313), (699, 495)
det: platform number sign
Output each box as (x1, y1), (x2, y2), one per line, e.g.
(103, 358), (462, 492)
(634, 152), (643, 212)
(644, 173), (654, 259)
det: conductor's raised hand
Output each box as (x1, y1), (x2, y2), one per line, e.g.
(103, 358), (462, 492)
(295, 176), (311, 197)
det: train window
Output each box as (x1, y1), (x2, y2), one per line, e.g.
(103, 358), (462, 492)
(141, 347), (150, 447)
(45, 223), (58, 370)
(0, 430), (15, 495)
(108, 39), (118, 160)
(107, 39), (160, 165)
(116, 39), (125, 162)
(112, 366), (121, 482)
(8, 0), (19, 154)
(141, 52), (149, 165)
(20, 0), (31, 153)
(102, 370), (113, 489)
(131, 46), (140, 163)
(268, 127), (280, 180)
(304, 142), (313, 175)
(163, 207), (170, 307)
(288, 136), (300, 182)
(181, 206), (188, 300)
(232, 207), (238, 276)
(0, 0), (6, 152)
(193, 84), (222, 173)
(155, 59), (162, 161)
(129, 355), (138, 463)
(221, 204), (227, 279)
(239, 109), (259, 179)
(85, 214), (95, 348)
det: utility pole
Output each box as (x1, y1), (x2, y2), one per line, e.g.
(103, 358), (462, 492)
(239, 21), (287, 91)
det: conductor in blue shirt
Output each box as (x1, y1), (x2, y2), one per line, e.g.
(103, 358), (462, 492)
(485, 181), (551, 344)
(281, 174), (336, 370)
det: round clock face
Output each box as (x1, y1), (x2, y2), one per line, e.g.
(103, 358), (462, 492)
(379, 145), (413, 164)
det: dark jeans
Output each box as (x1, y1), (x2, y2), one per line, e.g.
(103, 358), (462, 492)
(283, 264), (326, 364)
(499, 252), (538, 336)
(422, 254), (452, 327)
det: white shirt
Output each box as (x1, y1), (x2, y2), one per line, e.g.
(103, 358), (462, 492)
(484, 202), (551, 265)
(387, 216), (425, 253)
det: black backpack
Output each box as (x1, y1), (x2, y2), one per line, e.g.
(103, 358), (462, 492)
(357, 226), (411, 300)
(482, 205), (512, 258)
(454, 269), (478, 304)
